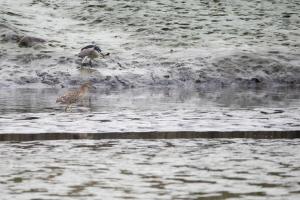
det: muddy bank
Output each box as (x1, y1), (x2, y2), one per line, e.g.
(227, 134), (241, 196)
(1, 34), (299, 89)
(0, 0), (299, 89)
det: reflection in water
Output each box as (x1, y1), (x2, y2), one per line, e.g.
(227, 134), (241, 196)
(0, 139), (299, 199)
(0, 88), (60, 114)
(0, 87), (299, 114)
(0, 88), (299, 134)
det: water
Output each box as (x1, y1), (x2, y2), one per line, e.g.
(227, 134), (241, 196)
(1, 1), (299, 199)
(0, 139), (300, 199)
(1, 0), (299, 134)
(1, 0), (299, 133)
(0, 87), (299, 134)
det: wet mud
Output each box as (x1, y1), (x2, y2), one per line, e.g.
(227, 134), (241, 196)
(0, 0), (299, 89)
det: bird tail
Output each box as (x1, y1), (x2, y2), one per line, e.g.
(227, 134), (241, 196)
(56, 97), (63, 103)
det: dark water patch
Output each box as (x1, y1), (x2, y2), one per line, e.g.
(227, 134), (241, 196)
(260, 110), (285, 114)
(249, 182), (287, 188)
(98, 119), (111, 123)
(0, 131), (299, 141)
(16, 116), (40, 120)
(190, 191), (267, 199)
(168, 177), (216, 184)
(221, 176), (247, 181)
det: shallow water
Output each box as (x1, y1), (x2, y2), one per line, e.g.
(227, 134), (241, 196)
(1, 1), (299, 199)
(1, 139), (300, 199)
(0, 88), (299, 133)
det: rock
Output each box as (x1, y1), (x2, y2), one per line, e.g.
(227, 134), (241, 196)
(0, 23), (22, 42)
(18, 36), (46, 47)
(1, 31), (21, 42)
(15, 76), (39, 84)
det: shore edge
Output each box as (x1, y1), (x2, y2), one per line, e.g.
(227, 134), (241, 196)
(0, 131), (299, 141)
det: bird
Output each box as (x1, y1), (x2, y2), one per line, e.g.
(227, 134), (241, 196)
(56, 82), (94, 112)
(78, 44), (106, 67)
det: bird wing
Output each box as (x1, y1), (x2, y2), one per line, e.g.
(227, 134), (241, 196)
(56, 90), (80, 104)
(81, 45), (95, 51)
(78, 48), (93, 58)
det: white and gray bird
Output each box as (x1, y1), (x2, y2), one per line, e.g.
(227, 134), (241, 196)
(78, 45), (104, 67)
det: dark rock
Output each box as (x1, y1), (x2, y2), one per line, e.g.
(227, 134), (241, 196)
(1, 32), (21, 42)
(15, 76), (39, 84)
(18, 36), (46, 47)
(251, 78), (261, 83)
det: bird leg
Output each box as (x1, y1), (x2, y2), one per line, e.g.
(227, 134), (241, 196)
(65, 104), (72, 112)
(65, 105), (69, 112)
(82, 56), (89, 66)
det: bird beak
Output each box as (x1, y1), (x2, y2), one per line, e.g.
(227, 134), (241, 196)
(89, 85), (96, 89)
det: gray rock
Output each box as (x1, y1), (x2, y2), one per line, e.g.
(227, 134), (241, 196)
(18, 36), (46, 47)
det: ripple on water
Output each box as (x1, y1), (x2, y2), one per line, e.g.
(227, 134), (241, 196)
(0, 139), (299, 199)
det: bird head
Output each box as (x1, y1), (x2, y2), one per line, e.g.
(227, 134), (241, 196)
(94, 46), (102, 53)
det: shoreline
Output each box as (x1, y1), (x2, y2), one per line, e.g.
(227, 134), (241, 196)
(0, 130), (299, 141)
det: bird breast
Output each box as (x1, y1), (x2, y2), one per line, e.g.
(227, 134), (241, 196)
(78, 48), (99, 58)
(56, 91), (81, 104)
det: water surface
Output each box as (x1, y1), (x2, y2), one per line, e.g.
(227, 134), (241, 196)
(1, 139), (299, 199)
(0, 88), (299, 133)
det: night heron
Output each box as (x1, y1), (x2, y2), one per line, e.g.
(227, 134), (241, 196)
(78, 44), (108, 67)
(56, 82), (94, 111)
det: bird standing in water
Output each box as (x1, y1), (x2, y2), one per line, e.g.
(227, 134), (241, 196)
(56, 82), (94, 112)
(78, 44), (109, 67)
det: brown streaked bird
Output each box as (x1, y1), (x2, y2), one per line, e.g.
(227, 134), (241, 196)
(56, 82), (94, 111)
